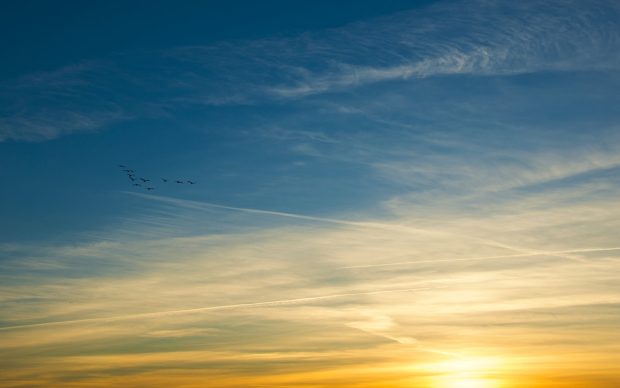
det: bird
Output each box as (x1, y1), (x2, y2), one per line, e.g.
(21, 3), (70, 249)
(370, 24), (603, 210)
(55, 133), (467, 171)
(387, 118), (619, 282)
(187, 180), (196, 184)
(175, 180), (184, 184)
(140, 178), (150, 182)
(133, 183), (142, 187)
(122, 169), (134, 173)
(119, 164), (127, 168)
(146, 187), (155, 191)
(128, 176), (136, 181)
(162, 178), (168, 182)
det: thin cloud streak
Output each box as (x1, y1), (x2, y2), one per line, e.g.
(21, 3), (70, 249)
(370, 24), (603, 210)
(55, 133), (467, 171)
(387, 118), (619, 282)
(343, 247), (620, 269)
(259, 0), (620, 98)
(0, 286), (439, 331)
(129, 192), (457, 237)
(2, 0), (619, 141)
(129, 192), (537, 254)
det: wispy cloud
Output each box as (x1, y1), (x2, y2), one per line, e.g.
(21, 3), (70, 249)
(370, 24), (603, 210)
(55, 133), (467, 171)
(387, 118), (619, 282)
(0, 286), (439, 331)
(0, 61), (130, 141)
(2, 176), (620, 385)
(343, 247), (620, 269)
(130, 192), (551, 255)
(2, 0), (619, 141)
(256, 0), (620, 98)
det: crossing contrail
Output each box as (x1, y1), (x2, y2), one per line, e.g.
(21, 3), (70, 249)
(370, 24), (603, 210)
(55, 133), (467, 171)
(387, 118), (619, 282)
(0, 286), (439, 331)
(342, 247), (620, 269)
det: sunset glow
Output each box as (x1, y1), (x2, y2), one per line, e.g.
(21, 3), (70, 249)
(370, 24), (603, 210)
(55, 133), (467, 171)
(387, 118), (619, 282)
(1, 0), (620, 387)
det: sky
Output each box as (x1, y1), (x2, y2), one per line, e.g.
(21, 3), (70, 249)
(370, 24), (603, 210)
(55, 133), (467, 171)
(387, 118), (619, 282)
(1, 0), (620, 387)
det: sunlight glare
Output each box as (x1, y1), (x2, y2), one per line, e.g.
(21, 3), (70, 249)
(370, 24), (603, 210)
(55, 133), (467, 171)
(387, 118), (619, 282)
(423, 356), (504, 388)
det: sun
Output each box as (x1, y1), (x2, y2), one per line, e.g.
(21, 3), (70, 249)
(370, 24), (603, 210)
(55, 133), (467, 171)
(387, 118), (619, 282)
(422, 355), (505, 388)
(442, 378), (499, 388)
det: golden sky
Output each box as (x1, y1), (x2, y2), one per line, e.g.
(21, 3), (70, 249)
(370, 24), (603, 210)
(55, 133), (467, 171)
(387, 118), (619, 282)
(2, 190), (620, 387)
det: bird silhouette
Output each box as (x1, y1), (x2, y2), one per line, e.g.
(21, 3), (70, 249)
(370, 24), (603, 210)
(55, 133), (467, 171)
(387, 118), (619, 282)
(116, 166), (198, 191)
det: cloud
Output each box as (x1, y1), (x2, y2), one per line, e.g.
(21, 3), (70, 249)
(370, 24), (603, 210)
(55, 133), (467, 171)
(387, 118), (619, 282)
(128, 192), (459, 237)
(346, 310), (418, 345)
(263, 0), (620, 97)
(2, 0), (619, 141)
(141, 328), (220, 338)
(342, 247), (620, 270)
(0, 61), (131, 141)
(2, 175), (620, 385)
(131, 192), (554, 256)
(371, 138), (620, 196)
(0, 286), (439, 331)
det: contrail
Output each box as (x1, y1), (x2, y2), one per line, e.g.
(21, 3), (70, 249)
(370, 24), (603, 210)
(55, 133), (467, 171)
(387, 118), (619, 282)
(127, 193), (539, 254)
(129, 193), (611, 266)
(128, 192), (446, 236)
(0, 286), (439, 331)
(342, 247), (620, 269)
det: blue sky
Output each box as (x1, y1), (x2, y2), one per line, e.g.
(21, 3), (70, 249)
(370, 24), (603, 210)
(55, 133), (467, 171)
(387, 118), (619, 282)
(1, 1), (620, 387)
(2, 0), (618, 243)
(1, 0), (439, 242)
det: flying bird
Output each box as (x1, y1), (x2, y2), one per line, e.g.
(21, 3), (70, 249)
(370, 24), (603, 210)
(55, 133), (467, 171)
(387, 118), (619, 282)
(116, 167), (197, 191)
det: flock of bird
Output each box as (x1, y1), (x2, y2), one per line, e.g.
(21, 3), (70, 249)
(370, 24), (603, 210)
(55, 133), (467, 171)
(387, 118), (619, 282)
(118, 165), (196, 191)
